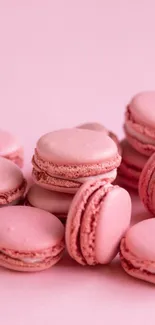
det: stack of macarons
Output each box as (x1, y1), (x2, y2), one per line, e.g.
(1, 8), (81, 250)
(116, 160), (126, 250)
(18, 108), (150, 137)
(118, 91), (155, 190)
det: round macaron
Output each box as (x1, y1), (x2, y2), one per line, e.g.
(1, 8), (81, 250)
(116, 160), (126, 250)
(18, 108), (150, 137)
(120, 218), (155, 284)
(0, 157), (26, 206)
(0, 206), (65, 272)
(77, 122), (121, 154)
(26, 184), (73, 220)
(139, 152), (155, 214)
(118, 139), (148, 190)
(124, 91), (155, 157)
(65, 179), (131, 265)
(0, 129), (24, 167)
(32, 128), (121, 194)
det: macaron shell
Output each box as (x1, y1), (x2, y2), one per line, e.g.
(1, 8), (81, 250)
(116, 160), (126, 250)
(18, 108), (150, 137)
(116, 175), (138, 190)
(120, 139), (148, 169)
(94, 186), (131, 264)
(5, 147), (24, 168)
(129, 91), (155, 129)
(0, 157), (24, 192)
(139, 152), (155, 214)
(77, 122), (108, 133)
(125, 124), (155, 157)
(36, 128), (118, 165)
(120, 255), (155, 284)
(0, 130), (21, 156)
(125, 219), (155, 260)
(120, 219), (155, 284)
(65, 179), (108, 265)
(77, 123), (121, 155)
(0, 206), (64, 251)
(27, 185), (73, 214)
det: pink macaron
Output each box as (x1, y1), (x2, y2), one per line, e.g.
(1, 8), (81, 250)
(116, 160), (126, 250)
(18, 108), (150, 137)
(118, 139), (148, 190)
(32, 128), (121, 193)
(65, 179), (131, 265)
(120, 218), (155, 284)
(77, 122), (121, 154)
(139, 152), (155, 214)
(0, 206), (65, 272)
(124, 91), (155, 157)
(0, 157), (26, 206)
(26, 184), (73, 220)
(0, 129), (24, 167)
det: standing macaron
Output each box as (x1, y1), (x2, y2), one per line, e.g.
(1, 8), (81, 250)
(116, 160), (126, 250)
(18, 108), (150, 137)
(66, 179), (131, 265)
(120, 218), (155, 284)
(124, 91), (155, 157)
(0, 129), (24, 167)
(118, 139), (148, 190)
(0, 157), (26, 206)
(32, 128), (121, 193)
(0, 206), (65, 272)
(77, 122), (121, 155)
(26, 184), (73, 220)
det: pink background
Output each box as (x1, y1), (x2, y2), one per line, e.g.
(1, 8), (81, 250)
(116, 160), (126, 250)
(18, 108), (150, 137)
(0, 1), (155, 324)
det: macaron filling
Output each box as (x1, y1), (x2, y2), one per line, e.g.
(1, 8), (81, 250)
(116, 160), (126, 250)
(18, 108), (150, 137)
(32, 167), (117, 189)
(32, 149), (121, 179)
(0, 240), (64, 267)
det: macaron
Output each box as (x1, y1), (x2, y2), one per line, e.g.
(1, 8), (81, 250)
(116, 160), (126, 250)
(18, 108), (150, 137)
(0, 206), (65, 272)
(26, 184), (73, 220)
(65, 179), (131, 265)
(139, 152), (155, 214)
(32, 128), (121, 194)
(124, 91), (155, 157)
(120, 218), (155, 284)
(0, 129), (24, 167)
(77, 122), (121, 154)
(118, 139), (148, 190)
(0, 157), (26, 206)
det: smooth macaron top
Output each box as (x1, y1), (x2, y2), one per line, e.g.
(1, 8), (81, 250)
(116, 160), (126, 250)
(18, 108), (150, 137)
(0, 206), (64, 251)
(36, 128), (118, 165)
(27, 184), (73, 214)
(124, 219), (155, 261)
(128, 91), (155, 129)
(0, 129), (21, 156)
(121, 139), (147, 169)
(0, 157), (24, 192)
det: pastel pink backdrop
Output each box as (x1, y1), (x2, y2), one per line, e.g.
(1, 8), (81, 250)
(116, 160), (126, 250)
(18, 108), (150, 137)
(0, 1), (155, 324)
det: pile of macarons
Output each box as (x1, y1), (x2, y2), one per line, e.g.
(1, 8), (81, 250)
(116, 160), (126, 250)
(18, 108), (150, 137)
(1, 91), (155, 285)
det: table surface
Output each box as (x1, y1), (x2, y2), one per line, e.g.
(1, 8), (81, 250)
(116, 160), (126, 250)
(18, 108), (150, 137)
(1, 1), (155, 324)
